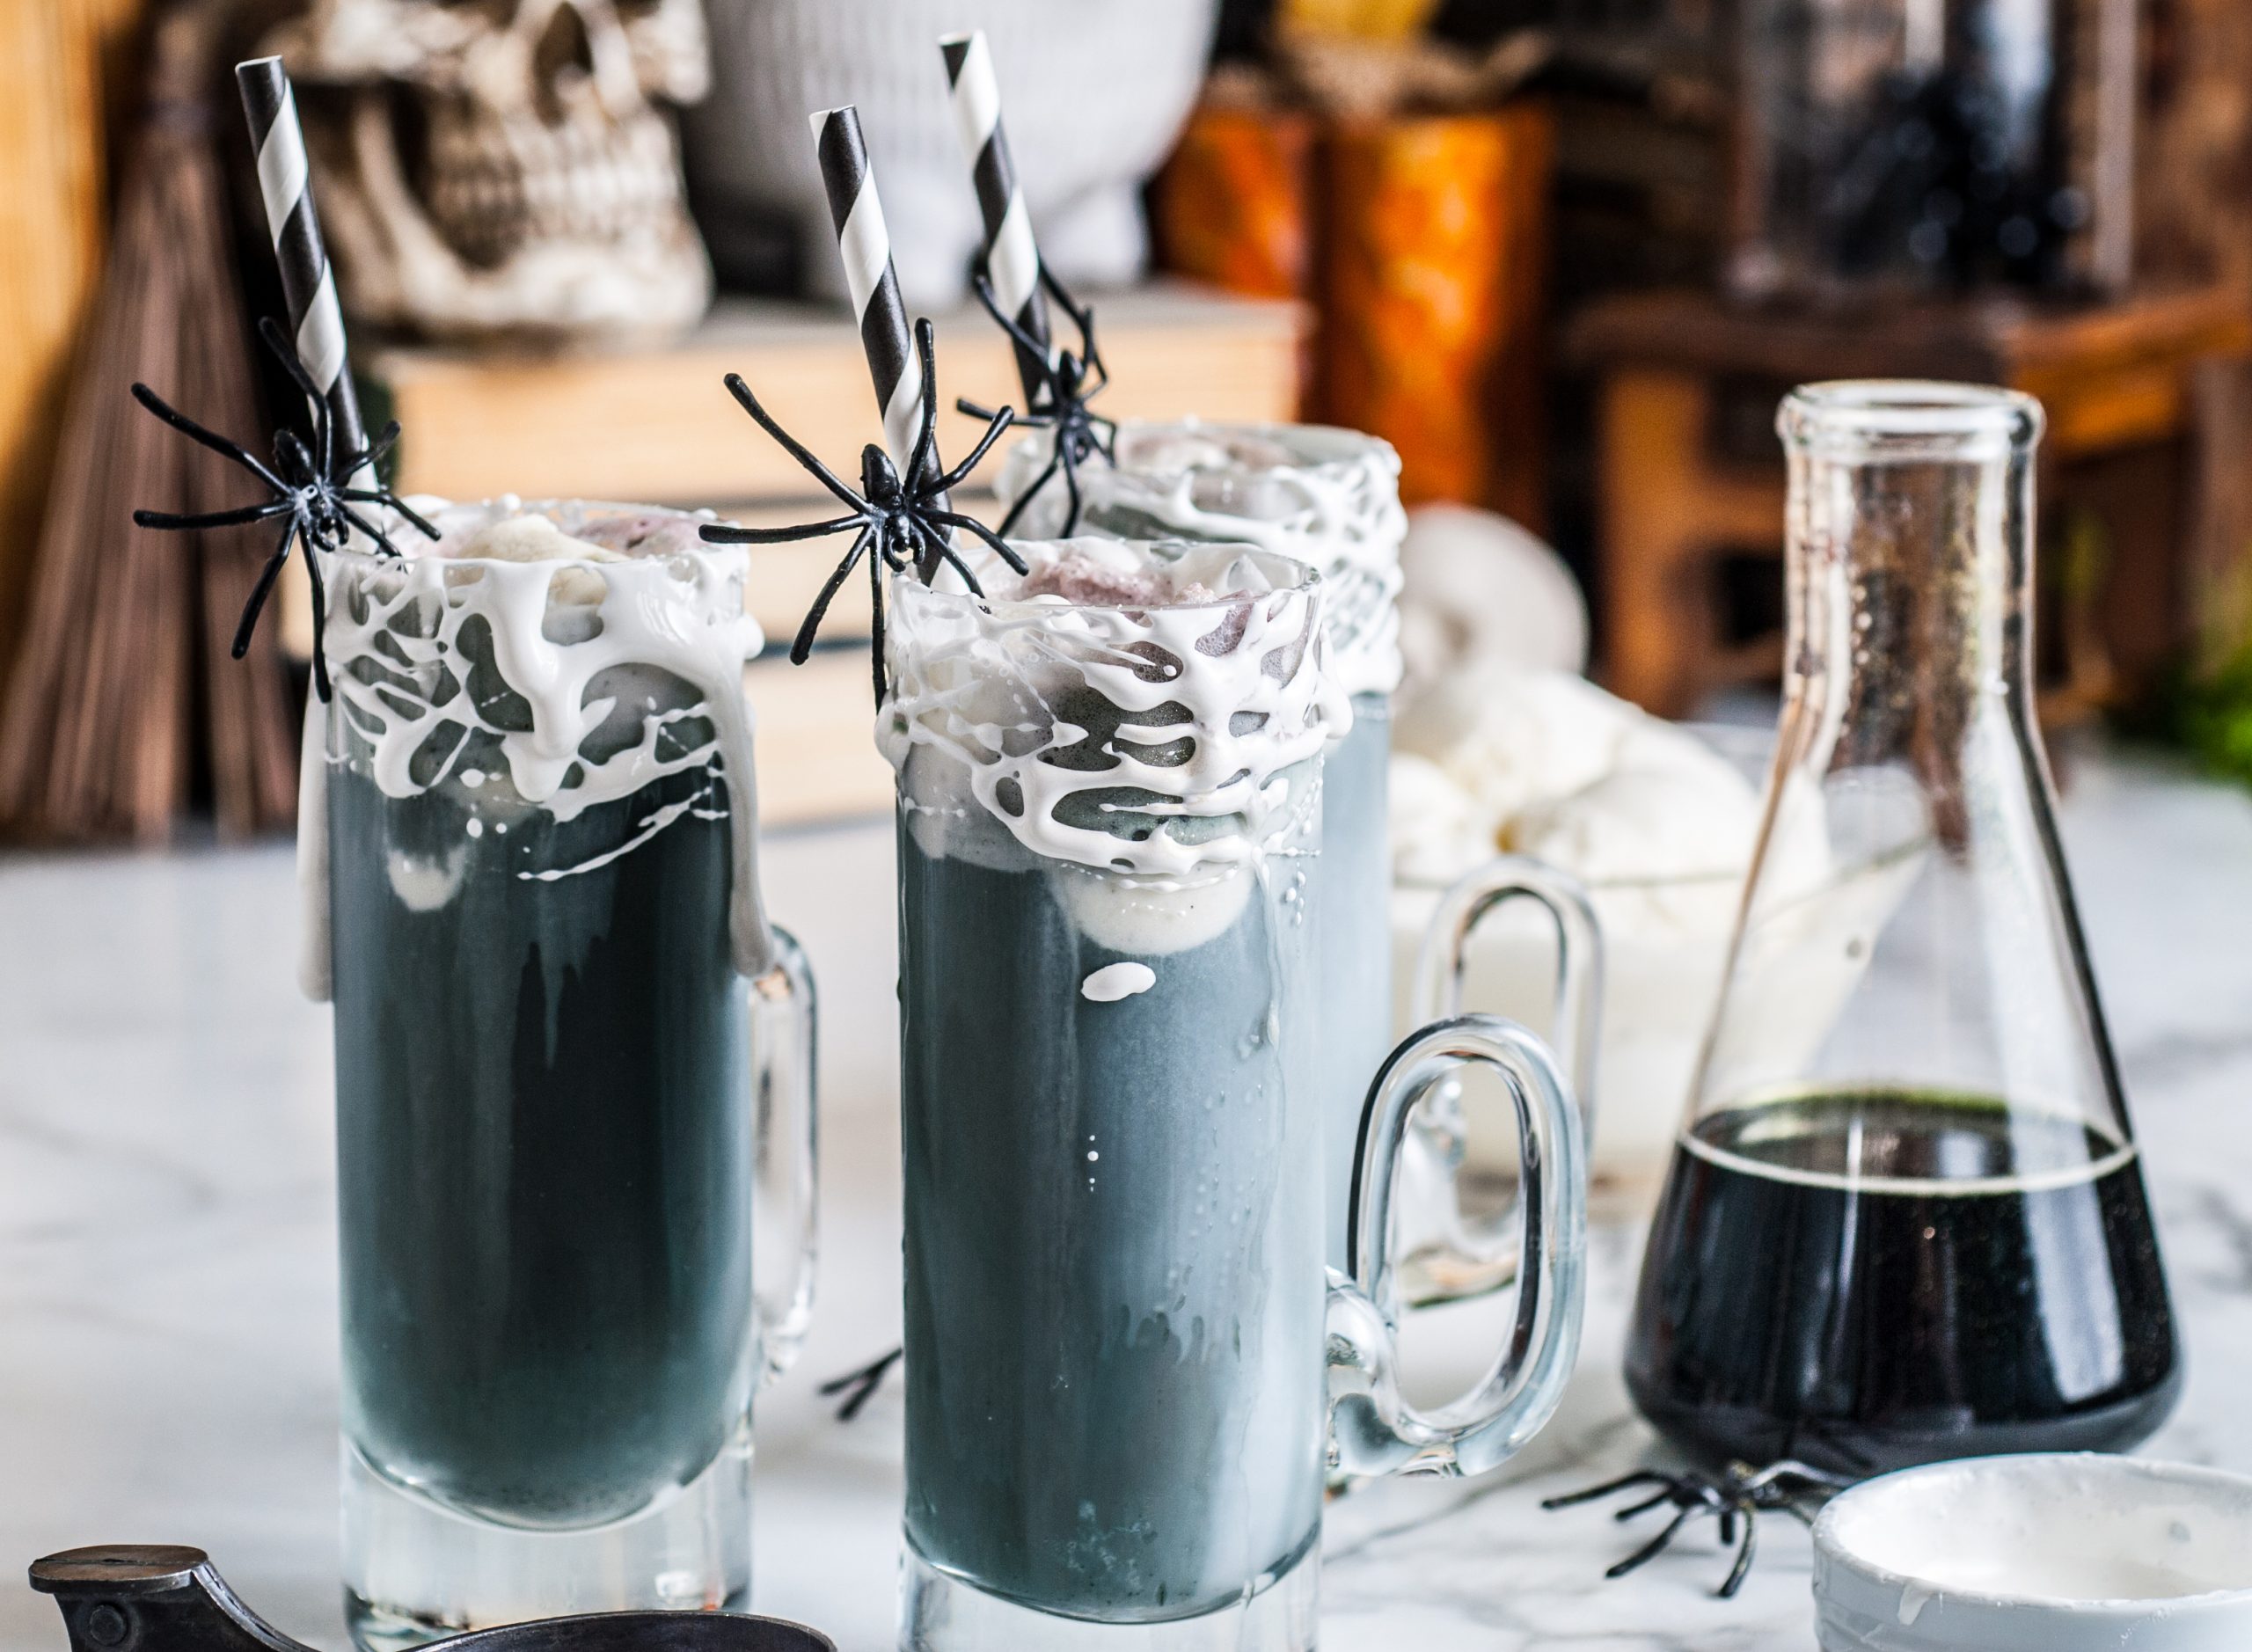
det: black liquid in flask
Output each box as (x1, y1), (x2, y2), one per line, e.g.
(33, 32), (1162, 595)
(1623, 384), (2179, 1476)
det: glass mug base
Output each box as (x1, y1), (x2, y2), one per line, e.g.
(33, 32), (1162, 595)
(340, 1433), (753, 1651)
(899, 1539), (1320, 1652)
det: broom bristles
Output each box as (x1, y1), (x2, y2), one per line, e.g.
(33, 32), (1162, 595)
(0, 3), (297, 844)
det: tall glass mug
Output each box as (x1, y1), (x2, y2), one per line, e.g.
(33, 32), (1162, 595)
(995, 424), (1405, 1268)
(998, 425), (1601, 1297)
(881, 537), (1587, 1651)
(303, 501), (817, 1648)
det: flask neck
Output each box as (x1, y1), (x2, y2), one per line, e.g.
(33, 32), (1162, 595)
(1781, 438), (2038, 780)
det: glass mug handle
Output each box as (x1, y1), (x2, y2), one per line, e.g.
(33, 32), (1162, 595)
(1396, 856), (1603, 1305)
(1327, 1013), (1589, 1478)
(749, 925), (818, 1387)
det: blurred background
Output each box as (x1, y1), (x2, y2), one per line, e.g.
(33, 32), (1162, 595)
(5, 0), (2252, 844)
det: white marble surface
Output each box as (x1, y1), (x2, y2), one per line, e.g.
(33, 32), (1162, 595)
(4, 746), (2252, 1652)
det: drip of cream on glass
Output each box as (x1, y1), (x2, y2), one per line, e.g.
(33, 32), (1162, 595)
(994, 420), (1407, 702)
(295, 497), (772, 1001)
(881, 537), (1347, 954)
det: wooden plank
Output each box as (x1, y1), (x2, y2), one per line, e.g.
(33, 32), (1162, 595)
(1568, 285), (2252, 393)
(372, 284), (1305, 505)
(2024, 362), (2190, 457)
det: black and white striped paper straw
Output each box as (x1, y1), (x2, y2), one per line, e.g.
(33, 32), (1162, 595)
(940, 31), (1052, 404)
(237, 56), (369, 469)
(809, 106), (944, 493)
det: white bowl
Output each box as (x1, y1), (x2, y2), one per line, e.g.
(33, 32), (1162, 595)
(1813, 1455), (2252, 1651)
(1388, 723), (1774, 1195)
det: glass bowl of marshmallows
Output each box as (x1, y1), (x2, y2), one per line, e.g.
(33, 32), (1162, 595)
(1388, 671), (1784, 1202)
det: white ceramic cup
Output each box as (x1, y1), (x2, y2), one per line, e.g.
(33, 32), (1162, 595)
(1812, 1454), (2252, 1651)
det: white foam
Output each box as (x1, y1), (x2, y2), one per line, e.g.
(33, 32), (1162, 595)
(1050, 859), (1257, 956)
(885, 538), (1344, 957)
(385, 845), (468, 911)
(296, 499), (773, 998)
(1826, 1456), (2252, 1604)
(995, 420), (1407, 699)
(1080, 961), (1158, 1001)
(881, 537), (1345, 881)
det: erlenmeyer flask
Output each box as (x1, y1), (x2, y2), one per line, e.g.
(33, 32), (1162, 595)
(1624, 382), (2180, 1477)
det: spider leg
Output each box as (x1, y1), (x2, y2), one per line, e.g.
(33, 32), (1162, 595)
(790, 526), (874, 665)
(130, 384), (289, 493)
(904, 319), (941, 488)
(954, 395), (1024, 425)
(395, 494), (442, 540)
(1719, 1504), (1758, 1599)
(303, 530), (335, 703)
(258, 317), (335, 482)
(1039, 261), (1093, 334)
(991, 450), (1061, 540)
(721, 373), (870, 513)
(232, 517), (300, 662)
(1541, 1472), (1673, 1511)
(934, 406), (1016, 492)
(1741, 1460), (1854, 1497)
(338, 488), (441, 542)
(134, 501), (293, 532)
(910, 517), (986, 596)
(932, 543), (987, 597)
(906, 517), (945, 585)
(1605, 1502), (1699, 1581)
(333, 420), (404, 492)
(969, 267), (1057, 371)
(866, 539), (888, 707)
(337, 500), (402, 557)
(702, 513), (869, 545)
(259, 316), (323, 401)
(1057, 440), (1084, 535)
(1039, 264), (1106, 392)
(928, 509), (1028, 576)
(277, 428), (313, 481)
(816, 1348), (903, 1422)
(1615, 1487), (1683, 1522)
(965, 266), (1006, 328)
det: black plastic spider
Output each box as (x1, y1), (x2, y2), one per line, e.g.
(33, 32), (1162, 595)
(701, 317), (1024, 705)
(1542, 1460), (1852, 1598)
(956, 263), (1114, 538)
(130, 316), (436, 701)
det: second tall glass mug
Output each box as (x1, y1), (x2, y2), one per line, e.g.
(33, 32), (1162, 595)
(309, 501), (816, 1647)
(882, 538), (1588, 1650)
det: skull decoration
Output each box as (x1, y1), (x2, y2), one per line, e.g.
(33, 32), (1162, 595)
(267, 0), (714, 341)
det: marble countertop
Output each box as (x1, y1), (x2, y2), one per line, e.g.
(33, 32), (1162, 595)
(5, 745), (2252, 1652)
